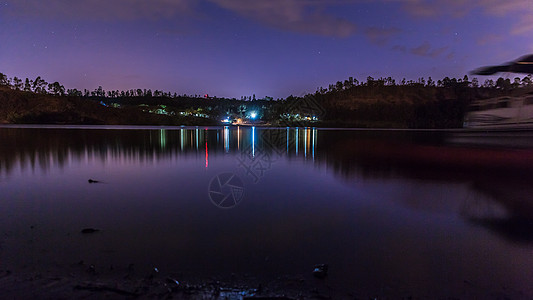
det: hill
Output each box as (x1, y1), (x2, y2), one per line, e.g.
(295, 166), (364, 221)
(0, 87), (217, 126)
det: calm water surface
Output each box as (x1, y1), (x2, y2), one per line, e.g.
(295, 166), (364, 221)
(1, 126), (532, 298)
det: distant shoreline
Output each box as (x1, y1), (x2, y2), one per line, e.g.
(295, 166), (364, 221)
(2, 123), (533, 133)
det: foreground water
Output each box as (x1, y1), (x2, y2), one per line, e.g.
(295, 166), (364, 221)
(1, 126), (533, 298)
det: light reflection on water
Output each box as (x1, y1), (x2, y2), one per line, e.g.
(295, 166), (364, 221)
(0, 126), (533, 298)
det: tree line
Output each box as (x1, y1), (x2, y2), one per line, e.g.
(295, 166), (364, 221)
(2, 71), (531, 101)
(2, 71), (533, 128)
(315, 74), (532, 93)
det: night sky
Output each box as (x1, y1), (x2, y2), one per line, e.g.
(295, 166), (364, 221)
(1, 0), (532, 98)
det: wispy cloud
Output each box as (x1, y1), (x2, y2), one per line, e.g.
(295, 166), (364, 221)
(4, 0), (532, 41)
(207, 0), (358, 37)
(476, 34), (504, 45)
(392, 42), (449, 59)
(409, 42), (448, 58)
(399, 0), (533, 35)
(3, 0), (194, 20)
(364, 27), (402, 46)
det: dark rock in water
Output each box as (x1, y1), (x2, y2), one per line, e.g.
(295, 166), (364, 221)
(88, 179), (99, 183)
(313, 264), (328, 279)
(81, 228), (100, 234)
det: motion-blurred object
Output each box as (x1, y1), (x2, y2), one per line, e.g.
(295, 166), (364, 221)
(471, 54), (533, 75)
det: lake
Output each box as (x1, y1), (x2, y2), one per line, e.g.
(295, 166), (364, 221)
(1, 125), (533, 298)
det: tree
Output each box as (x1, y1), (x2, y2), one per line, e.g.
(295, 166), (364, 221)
(462, 75), (470, 87)
(93, 86), (104, 97)
(336, 81), (343, 91)
(471, 78), (479, 88)
(32, 76), (48, 93)
(48, 81), (65, 96)
(0, 73), (8, 86)
(12, 77), (23, 90)
(67, 89), (82, 97)
(495, 77), (511, 90)
(522, 75), (532, 87)
(366, 76), (375, 87)
(343, 79), (352, 89)
(426, 77), (434, 87)
(483, 79), (495, 88)
(24, 78), (32, 91)
(513, 77), (521, 89)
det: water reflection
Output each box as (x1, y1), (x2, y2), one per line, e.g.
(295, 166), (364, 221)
(464, 180), (533, 244)
(0, 127), (322, 175)
(1, 126), (533, 297)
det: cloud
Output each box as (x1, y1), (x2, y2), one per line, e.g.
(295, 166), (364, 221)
(3, 0), (194, 20)
(391, 45), (407, 53)
(207, 0), (357, 37)
(410, 42), (448, 58)
(476, 34), (504, 45)
(5, 0), (532, 40)
(398, 0), (533, 35)
(364, 27), (402, 46)
(207, 0), (533, 38)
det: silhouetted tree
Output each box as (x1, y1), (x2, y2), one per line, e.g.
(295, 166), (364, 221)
(48, 82), (65, 96)
(495, 77), (511, 90)
(471, 78), (479, 88)
(12, 77), (23, 90)
(513, 77), (521, 88)
(32, 76), (48, 94)
(67, 89), (82, 97)
(522, 75), (532, 86)
(426, 77), (434, 87)
(23, 78), (32, 91)
(0, 73), (8, 86)
(483, 79), (495, 88)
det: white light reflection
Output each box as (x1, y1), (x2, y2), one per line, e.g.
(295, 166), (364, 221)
(286, 127), (289, 154)
(224, 126), (230, 153)
(304, 127), (307, 158)
(295, 128), (299, 156)
(252, 126), (256, 157)
(195, 127), (199, 151)
(180, 128), (184, 151)
(160, 129), (166, 149)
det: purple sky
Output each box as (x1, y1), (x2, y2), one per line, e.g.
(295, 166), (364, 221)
(1, 0), (532, 98)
